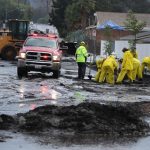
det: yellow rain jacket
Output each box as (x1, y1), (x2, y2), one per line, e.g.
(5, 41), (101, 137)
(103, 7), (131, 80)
(122, 51), (133, 70)
(141, 57), (150, 72)
(132, 58), (142, 80)
(116, 50), (133, 83)
(75, 45), (88, 62)
(99, 55), (118, 84)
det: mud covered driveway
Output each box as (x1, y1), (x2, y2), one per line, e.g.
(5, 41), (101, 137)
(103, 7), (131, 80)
(1, 57), (150, 115)
(0, 57), (150, 150)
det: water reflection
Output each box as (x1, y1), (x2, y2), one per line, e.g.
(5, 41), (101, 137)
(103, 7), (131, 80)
(19, 82), (25, 99)
(17, 81), (61, 111)
(41, 86), (49, 94)
(40, 85), (60, 100)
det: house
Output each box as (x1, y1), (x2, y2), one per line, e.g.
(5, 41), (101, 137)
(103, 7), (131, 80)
(86, 12), (150, 55)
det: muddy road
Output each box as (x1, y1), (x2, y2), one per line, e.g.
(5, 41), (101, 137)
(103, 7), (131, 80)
(1, 57), (150, 150)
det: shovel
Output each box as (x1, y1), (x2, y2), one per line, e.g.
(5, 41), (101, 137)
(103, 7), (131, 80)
(88, 54), (93, 80)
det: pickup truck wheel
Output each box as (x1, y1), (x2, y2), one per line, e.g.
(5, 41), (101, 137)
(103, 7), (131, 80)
(17, 67), (28, 79)
(1, 46), (17, 60)
(52, 70), (60, 78)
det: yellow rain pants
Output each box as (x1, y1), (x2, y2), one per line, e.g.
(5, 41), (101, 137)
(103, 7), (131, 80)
(132, 58), (142, 80)
(99, 55), (118, 84)
(95, 58), (105, 82)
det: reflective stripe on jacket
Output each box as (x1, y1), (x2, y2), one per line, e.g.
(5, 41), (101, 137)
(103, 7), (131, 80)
(75, 46), (88, 62)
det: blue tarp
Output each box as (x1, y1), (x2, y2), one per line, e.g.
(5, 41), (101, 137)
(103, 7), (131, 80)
(97, 20), (124, 30)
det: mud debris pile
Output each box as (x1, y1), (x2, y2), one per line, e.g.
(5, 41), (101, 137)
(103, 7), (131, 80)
(0, 102), (149, 137)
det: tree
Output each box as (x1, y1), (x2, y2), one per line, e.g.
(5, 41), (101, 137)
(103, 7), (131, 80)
(124, 10), (146, 46)
(95, 0), (150, 13)
(0, 0), (32, 22)
(103, 41), (113, 56)
(49, 0), (150, 38)
(49, 0), (71, 37)
(65, 0), (96, 30)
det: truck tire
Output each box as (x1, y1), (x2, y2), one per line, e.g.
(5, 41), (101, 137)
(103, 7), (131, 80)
(1, 46), (17, 60)
(52, 70), (60, 78)
(17, 67), (28, 79)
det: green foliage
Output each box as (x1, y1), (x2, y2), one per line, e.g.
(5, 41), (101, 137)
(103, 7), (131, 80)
(103, 41), (113, 56)
(49, 0), (150, 38)
(49, 0), (71, 37)
(73, 0), (96, 13)
(124, 10), (146, 46)
(65, 30), (87, 44)
(95, 0), (150, 13)
(49, 0), (96, 36)
(65, 3), (80, 30)
(102, 26), (114, 56)
(0, 0), (32, 21)
(65, 0), (96, 29)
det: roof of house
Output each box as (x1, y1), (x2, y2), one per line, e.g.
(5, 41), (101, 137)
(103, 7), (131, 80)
(95, 12), (150, 27)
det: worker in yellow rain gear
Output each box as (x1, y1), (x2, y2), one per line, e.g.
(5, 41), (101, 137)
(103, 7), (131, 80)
(132, 58), (143, 81)
(95, 57), (105, 82)
(116, 48), (133, 83)
(99, 54), (118, 84)
(141, 57), (150, 73)
(130, 46), (138, 59)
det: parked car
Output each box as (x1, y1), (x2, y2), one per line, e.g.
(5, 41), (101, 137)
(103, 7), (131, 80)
(17, 33), (62, 78)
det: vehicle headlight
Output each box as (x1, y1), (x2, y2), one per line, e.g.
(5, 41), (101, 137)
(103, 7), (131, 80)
(53, 55), (60, 61)
(20, 52), (26, 59)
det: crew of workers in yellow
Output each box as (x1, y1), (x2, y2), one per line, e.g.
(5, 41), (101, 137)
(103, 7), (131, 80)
(95, 47), (150, 84)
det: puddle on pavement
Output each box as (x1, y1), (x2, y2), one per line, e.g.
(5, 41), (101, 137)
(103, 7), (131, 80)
(0, 76), (63, 115)
(13, 83), (62, 113)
